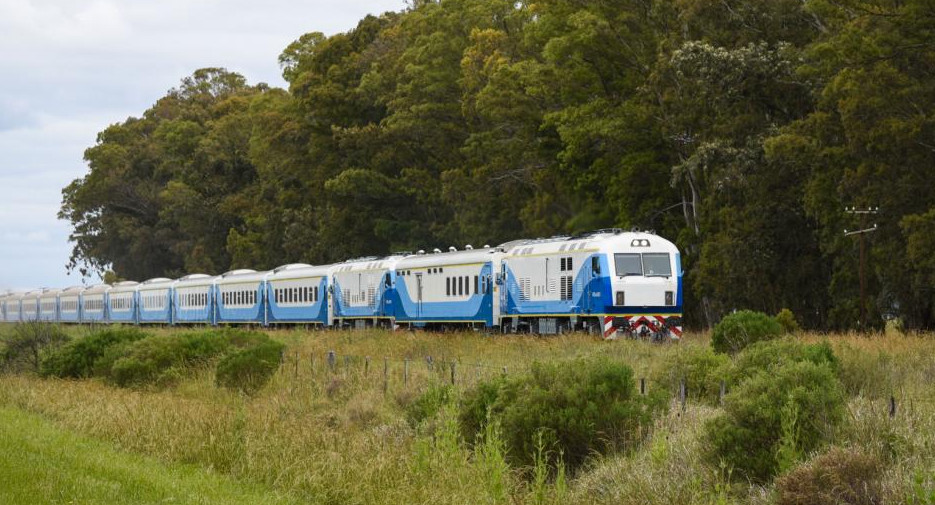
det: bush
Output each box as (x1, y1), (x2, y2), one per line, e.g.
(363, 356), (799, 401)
(405, 383), (455, 428)
(730, 339), (838, 387)
(775, 308), (801, 334)
(654, 346), (730, 405)
(0, 322), (70, 373)
(775, 447), (883, 505)
(459, 357), (667, 473)
(711, 310), (783, 354)
(704, 361), (845, 482)
(41, 327), (148, 378)
(101, 331), (231, 387)
(42, 327), (264, 388)
(215, 340), (285, 394)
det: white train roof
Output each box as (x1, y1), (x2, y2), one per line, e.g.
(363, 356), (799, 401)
(216, 269), (268, 285)
(60, 286), (86, 296)
(108, 281), (139, 294)
(173, 274), (217, 288)
(40, 288), (64, 299)
(82, 284), (113, 295)
(23, 288), (50, 298)
(328, 255), (405, 275)
(267, 263), (331, 281)
(0, 291), (23, 302)
(395, 246), (500, 269)
(137, 278), (174, 290)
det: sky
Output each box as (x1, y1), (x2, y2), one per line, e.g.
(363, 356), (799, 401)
(0, 0), (406, 292)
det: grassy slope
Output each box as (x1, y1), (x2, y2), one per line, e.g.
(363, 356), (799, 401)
(1, 327), (935, 504)
(0, 405), (297, 505)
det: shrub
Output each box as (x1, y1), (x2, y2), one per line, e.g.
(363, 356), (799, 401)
(41, 327), (148, 378)
(405, 383), (454, 428)
(710, 310), (783, 354)
(775, 447), (883, 505)
(96, 330), (233, 387)
(459, 377), (506, 444)
(704, 360), (845, 482)
(0, 322), (70, 373)
(730, 338), (838, 387)
(654, 346), (730, 405)
(775, 308), (801, 334)
(215, 340), (285, 394)
(459, 357), (667, 473)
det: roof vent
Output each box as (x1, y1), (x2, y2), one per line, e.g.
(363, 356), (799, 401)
(417, 250), (426, 255)
(433, 248), (442, 254)
(449, 246), (457, 252)
(465, 245), (473, 250)
(484, 244), (490, 248)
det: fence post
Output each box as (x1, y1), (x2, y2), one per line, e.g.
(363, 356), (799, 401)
(365, 356), (371, 376)
(679, 378), (687, 412)
(502, 366), (508, 376)
(327, 350), (336, 373)
(450, 361), (456, 385)
(639, 377), (646, 395)
(404, 358), (410, 387)
(889, 395), (897, 418)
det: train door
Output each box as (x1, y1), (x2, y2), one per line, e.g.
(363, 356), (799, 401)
(499, 261), (509, 319)
(327, 277), (335, 326)
(416, 273), (423, 317)
(382, 273), (392, 318)
(490, 261), (501, 327)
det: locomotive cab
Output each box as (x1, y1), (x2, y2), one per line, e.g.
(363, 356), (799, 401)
(597, 232), (682, 340)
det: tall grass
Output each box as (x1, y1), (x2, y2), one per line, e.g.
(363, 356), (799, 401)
(1, 329), (934, 503)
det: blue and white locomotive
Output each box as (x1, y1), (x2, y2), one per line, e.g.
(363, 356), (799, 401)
(0, 230), (682, 339)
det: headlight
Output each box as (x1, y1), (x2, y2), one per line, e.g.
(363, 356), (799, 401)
(665, 291), (673, 306)
(616, 291), (625, 306)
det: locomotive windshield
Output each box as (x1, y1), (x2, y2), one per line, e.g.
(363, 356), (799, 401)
(642, 253), (672, 277)
(614, 254), (642, 276)
(614, 253), (672, 277)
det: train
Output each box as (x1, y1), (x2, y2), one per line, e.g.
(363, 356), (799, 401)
(0, 229), (683, 339)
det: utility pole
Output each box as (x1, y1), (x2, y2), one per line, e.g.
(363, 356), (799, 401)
(844, 207), (879, 332)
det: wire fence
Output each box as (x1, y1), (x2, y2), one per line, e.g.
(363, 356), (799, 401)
(278, 350), (935, 420)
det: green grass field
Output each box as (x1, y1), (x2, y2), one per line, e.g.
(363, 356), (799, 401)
(1, 326), (935, 504)
(0, 405), (296, 505)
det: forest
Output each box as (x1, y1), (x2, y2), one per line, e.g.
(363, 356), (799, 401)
(58, 0), (935, 330)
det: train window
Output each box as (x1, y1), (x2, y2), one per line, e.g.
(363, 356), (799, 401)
(642, 253), (672, 277)
(591, 256), (601, 275)
(446, 278), (450, 296)
(314, 286), (319, 302)
(474, 275), (479, 295)
(614, 254), (642, 277)
(458, 276), (463, 296)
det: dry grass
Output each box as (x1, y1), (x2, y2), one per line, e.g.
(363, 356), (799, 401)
(1, 328), (934, 504)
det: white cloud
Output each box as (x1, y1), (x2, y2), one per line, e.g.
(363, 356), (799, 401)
(0, 0), (406, 290)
